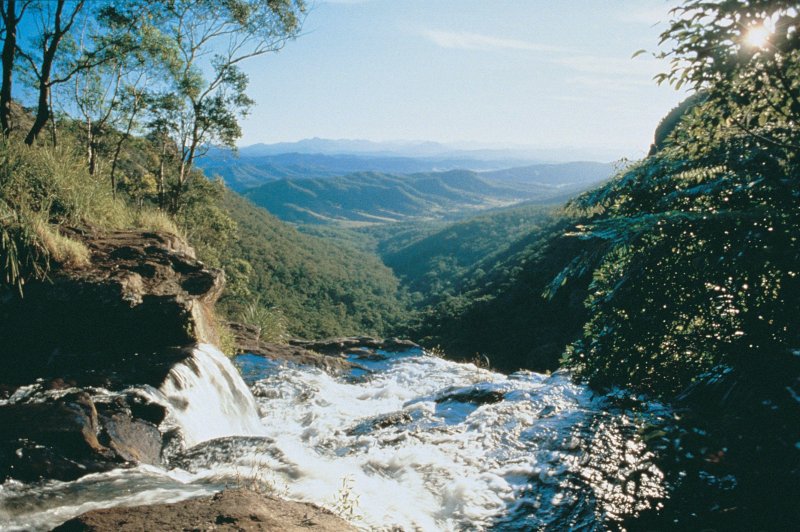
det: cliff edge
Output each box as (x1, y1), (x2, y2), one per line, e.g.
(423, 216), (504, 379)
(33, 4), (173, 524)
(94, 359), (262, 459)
(0, 227), (224, 388)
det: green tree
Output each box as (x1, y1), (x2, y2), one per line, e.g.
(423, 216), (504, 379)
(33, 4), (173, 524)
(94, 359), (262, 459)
(655, 0), (799, 151)
(17, 0), (87, 145)
(556, 0), (800, 395)
(148, 0), (306, 212)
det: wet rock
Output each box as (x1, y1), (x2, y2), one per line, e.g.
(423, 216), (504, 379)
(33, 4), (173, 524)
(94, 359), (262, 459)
(0, 392), (115, 481)
(0, 390), (168, 482)
(347, 411), (415, 436)
(53, 488), (356, 531)
(227, 322), (357, 375)
(98, 411), (162, 465)
(435, 386), (505, 405)
(0, 228), (223, 388)
(289, 336), (419, 355)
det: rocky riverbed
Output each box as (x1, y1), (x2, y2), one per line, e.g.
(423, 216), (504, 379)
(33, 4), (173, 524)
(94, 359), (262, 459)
(0, 228), (376, 530)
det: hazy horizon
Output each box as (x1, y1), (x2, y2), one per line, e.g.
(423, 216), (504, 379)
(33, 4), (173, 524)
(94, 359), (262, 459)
(232, 136), (625, 163)
(235, 0), (688, 161)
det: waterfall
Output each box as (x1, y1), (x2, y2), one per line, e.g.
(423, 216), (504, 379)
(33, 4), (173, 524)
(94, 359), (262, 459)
(1, 347), (670, 532)
(155, 343), (264, 447)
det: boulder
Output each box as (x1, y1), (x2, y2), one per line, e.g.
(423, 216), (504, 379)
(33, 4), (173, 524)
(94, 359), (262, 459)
(0, 228), (224, 388)
(53, 488), (356, 531)
(227, 322), (357, 375)
(0, 391), (166, 482)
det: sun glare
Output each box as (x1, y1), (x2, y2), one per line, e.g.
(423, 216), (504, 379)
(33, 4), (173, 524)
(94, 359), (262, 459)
(744, 24), (771, 48)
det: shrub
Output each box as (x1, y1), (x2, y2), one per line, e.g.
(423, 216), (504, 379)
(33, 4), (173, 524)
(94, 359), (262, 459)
(238, 298), (289, 344)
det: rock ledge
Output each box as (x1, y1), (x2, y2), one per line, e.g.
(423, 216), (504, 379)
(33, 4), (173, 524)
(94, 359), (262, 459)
(53, 488), (355, 531)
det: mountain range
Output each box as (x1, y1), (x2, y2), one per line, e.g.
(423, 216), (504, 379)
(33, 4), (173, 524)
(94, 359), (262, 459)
(196, 140), (614, 225)
(242, 168), (609, 225)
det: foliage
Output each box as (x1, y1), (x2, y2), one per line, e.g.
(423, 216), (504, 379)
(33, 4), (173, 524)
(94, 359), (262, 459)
(559, 137), (799, 395)
(380, 204), (556, 304)
(174, 173), (238, 268)
(238, 298), (289, 344)
(144, 0), (307, 211)
(0, 134), (184, 292)
(330, 476), (362, 522)
(406, 214), (592, 373)
(217, 191), (409, 339)
(655, 1), (799, 151)
(545, 0), (800, 397)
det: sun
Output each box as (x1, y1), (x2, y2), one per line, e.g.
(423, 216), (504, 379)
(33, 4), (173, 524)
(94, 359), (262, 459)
(744, 24), (771, 48)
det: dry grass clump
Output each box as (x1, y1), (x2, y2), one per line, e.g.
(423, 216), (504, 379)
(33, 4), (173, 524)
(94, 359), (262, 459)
(32, 219), (90, 268)
(133, 208), (184, 237)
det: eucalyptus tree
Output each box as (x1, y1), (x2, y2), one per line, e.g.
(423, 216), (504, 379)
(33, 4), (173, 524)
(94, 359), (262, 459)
(0, 0), (33, 136)
(68, 4), (175, 195)
(149, 0), (306, 212)
(15, 0), (86, 144)
(14, 0), (154, 146)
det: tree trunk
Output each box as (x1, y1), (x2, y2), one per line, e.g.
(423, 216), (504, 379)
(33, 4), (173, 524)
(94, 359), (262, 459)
(86, 119), (94, 174)
(0, 0), (17, 136)
(48, 88), (57, 146)
(24, 0), (68, 146)
(110, 94), (142, 200)
(25, 82), (51, 145)
(157, 140), (166, 209)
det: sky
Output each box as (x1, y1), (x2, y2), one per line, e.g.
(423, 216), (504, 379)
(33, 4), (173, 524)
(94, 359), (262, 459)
(236, 0), (688, 160)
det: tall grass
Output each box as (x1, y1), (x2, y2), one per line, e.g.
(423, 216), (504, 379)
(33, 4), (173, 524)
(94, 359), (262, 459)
(0, 138), (180, 293)
(238, 298), (289, 344)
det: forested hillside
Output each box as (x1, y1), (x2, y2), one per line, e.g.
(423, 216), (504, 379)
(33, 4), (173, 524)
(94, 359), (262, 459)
(197, 150), (534, 191)
(243, 170), (541, 224)
(379, 203), (557, 304)
(219, 191), (407, 339)
(400, 3), (800, 526)
(481, 161), (613, 186)
(402, 213), (591, 371)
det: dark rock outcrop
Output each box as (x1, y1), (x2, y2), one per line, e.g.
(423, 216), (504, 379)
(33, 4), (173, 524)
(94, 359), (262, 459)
(0, 390), (165, 481)
(0, 229), (223, 388)
(53, 488), (356, 531)
(0, 229), (221, 482)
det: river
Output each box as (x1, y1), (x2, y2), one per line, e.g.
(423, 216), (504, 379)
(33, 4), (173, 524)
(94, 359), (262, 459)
(0, 344), (672, 531)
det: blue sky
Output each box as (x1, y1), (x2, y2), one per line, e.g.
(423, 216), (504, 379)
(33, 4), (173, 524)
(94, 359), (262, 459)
(237, 0), (687, 160)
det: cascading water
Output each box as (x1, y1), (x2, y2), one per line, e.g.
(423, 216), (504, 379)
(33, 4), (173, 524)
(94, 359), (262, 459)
(0, 345), (670, 531)
(148, 343), (264, 447)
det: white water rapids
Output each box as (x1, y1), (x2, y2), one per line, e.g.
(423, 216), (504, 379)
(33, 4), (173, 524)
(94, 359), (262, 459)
(0, 344), (668, 531)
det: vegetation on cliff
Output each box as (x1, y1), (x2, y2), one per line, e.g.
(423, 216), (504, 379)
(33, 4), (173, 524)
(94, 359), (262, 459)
(404, 0), (800, 398)
(0, 0), (411, 342)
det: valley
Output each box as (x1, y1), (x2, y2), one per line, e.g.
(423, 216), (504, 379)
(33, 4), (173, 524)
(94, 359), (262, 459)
(197, 144), (613, 225)
(1, 1), (797, 530)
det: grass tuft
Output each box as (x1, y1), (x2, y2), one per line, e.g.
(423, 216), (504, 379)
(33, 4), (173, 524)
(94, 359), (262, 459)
(133, 208), (184, 237)
(32, 219), (90, 268)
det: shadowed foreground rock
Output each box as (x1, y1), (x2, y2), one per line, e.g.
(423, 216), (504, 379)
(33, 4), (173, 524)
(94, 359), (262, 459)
(0, 229), (224, 482)
(0, 228), (224, 387)
(53, 488), (355, 531)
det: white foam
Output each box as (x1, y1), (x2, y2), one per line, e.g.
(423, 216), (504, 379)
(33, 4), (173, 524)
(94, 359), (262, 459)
(0, 348), (667, 531)
(238, 355), (608, 530)
(151, 344), (265, 447)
